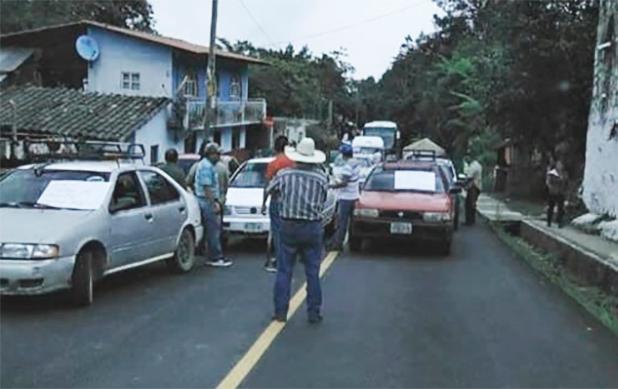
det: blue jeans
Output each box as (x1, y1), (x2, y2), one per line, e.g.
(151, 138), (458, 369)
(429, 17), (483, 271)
(198, 197), (224, 261)
(333, 199), (356, 248)
(274, 220), (323, 317)
(269, 200), (282, 260)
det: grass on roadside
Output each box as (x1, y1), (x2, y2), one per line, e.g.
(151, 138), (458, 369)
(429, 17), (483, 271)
(490, 222), (618, 336)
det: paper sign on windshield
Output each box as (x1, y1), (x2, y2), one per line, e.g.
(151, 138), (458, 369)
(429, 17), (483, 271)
(38, 180), (111, 210)
(394, 171), (435, 191)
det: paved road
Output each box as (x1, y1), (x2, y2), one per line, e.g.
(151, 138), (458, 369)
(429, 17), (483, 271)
(2, 224), (617, 388)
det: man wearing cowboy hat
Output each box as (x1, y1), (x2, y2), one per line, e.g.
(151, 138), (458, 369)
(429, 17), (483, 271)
(265, 137), (329, 324)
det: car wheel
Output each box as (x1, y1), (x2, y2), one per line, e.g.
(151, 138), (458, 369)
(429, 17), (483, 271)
(71, 250), (94, 306)
(349, 235), (362, 252)
(168, 228), (195, 273)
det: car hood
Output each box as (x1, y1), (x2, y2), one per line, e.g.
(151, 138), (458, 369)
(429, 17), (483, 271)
(0, 208), (98, 243)
(358, 191), (450, 212)
(226, 187), (268, 207)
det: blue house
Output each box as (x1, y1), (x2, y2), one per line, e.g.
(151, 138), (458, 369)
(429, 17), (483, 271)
(0, 21), (268, 163)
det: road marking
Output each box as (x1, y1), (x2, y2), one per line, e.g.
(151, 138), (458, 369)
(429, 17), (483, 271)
(216, 250), (340, 389)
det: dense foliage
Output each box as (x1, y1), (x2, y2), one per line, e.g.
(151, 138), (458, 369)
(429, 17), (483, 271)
(0, 0), (155, 33)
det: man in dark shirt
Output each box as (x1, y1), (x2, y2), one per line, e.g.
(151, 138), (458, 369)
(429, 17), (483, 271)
(160, 148), (186, 188)
(265, 137), (328, 324)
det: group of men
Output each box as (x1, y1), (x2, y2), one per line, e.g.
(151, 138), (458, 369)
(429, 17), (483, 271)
(159, 143), (232, 268)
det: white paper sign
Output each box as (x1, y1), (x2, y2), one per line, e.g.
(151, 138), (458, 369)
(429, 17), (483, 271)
(38, 180), (111, 210)
(394, 171), (436, 191)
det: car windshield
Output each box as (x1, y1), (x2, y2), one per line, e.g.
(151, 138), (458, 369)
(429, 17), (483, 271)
(230, 162), (267, 188)
(363, 128), (395, 149)
(0, 169), (110, 210)
(364, 168), (444, 193)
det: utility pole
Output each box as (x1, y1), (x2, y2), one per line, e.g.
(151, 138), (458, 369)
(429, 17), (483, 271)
(203, 0), (218, 139)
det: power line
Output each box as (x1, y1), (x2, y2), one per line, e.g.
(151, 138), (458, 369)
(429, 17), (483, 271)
(237, 0), (276, 46)
(267, 0), (427, 47)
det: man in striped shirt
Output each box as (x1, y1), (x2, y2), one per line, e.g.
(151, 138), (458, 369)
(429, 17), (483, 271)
(266, 137), (328, 324)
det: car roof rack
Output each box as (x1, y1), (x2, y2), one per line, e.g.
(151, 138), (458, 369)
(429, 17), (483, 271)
(404, 149), (437, 160)
(23, 139), (146, 165)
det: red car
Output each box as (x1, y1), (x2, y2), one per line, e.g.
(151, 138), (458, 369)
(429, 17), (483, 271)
(349, 160), (461, 255)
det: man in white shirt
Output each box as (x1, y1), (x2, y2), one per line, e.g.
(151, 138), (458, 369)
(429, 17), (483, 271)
(329, 143), (361, 250)
(463, 153), (483, 225)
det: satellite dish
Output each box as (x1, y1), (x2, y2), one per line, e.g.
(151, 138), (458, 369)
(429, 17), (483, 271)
(75, 35), (100, 62)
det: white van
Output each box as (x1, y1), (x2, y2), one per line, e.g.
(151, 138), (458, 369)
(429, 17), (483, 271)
(352, 136), (385, 159)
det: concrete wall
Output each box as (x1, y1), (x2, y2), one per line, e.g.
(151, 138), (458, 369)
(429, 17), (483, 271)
(583, 0), (618, 217)
(87, 27), (173, 97)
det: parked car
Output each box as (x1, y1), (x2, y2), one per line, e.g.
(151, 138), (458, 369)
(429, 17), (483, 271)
(349, 160), (460, 255)
(0, 160), (203, 305)
(223, 157), (338, 241)
(405, 151), (461, 230)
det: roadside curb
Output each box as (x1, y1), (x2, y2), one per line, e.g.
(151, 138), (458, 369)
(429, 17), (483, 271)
(477, 208), (618, 298)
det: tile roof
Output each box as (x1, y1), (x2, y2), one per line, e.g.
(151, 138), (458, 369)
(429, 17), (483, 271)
(0, 20), (268, 65)
(0, 85), (169, 140)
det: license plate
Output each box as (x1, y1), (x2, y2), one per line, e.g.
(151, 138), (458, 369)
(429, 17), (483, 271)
(390, 222), (412, 234)
(244, 223), (263, 233)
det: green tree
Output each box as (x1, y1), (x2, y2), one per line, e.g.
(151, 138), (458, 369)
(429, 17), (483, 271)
(0, 0), (155, 34)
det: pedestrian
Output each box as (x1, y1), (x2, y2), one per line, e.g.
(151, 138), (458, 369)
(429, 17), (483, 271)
(194, 142), (232, 267)
(329, 143), (360, 251)
(213, 146), (230, 248)
(265, 137), (328, 324)
(546, 159), (568, 228)
(160, 148), (186, 188)
(463, 153), (482, 225)
(262, 135), (295, 273)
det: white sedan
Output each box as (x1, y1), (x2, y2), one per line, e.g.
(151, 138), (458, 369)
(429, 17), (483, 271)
(223, 157), (337, 239)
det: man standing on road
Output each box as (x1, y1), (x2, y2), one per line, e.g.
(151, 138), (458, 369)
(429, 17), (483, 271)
(463, 153), (482, 225)
(195, 143), (232, 268)
(262, 135), (295, 273)
(160, 148), (186, 188)
(265, 138), (328, 324)
(329, 143), (360, 251)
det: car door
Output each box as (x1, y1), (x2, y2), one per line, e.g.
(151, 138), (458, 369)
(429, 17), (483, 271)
(138, 170), (187, 255)
(108, 171), (156, 267)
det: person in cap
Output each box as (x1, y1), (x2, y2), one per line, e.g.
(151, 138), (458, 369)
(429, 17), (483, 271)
(265, 137), (328, 324)
(329, 143), (361, 251)
(545, 158), (568, 228)
(160, 148), (186, 188)
(262, 135), (295, 273)
(195, 142), (232, 267)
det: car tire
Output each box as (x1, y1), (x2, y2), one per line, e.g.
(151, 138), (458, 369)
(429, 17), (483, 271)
(71, 250), (94, 307)
(349, 235), (362, 252)
(167, 228), (195, 273)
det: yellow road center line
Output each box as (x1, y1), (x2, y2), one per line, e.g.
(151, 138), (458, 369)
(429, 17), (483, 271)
(216, 250), (340, 389)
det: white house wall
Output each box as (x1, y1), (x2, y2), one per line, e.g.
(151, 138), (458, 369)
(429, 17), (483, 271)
(133, 108), (178, 164)
(583, 0), (618, 217)
(87, 26), (173, 97)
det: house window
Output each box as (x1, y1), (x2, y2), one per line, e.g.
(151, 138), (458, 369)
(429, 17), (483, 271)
(230, 74), (241, 100)
(150, 145), (159, 164)
(121, 72), (140, 90)
(232, 128), (240, 150)
(184, 72), (197, 97)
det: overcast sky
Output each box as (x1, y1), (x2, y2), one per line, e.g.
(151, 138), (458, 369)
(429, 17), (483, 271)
(150, 0), (443, 80)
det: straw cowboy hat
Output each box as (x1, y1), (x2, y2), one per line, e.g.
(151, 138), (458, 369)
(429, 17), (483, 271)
(285, 137), (326, 164)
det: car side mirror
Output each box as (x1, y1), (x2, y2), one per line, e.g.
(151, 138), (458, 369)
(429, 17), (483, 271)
(449, 187), (462, 194)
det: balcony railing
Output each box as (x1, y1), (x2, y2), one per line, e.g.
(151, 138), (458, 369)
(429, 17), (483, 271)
(185, 98), (267, 129)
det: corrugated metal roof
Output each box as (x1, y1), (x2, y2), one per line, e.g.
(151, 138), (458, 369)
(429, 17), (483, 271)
(0, 20), (268, 65)
(0, 85), (169, 140)
(0, 47), (34, 73)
